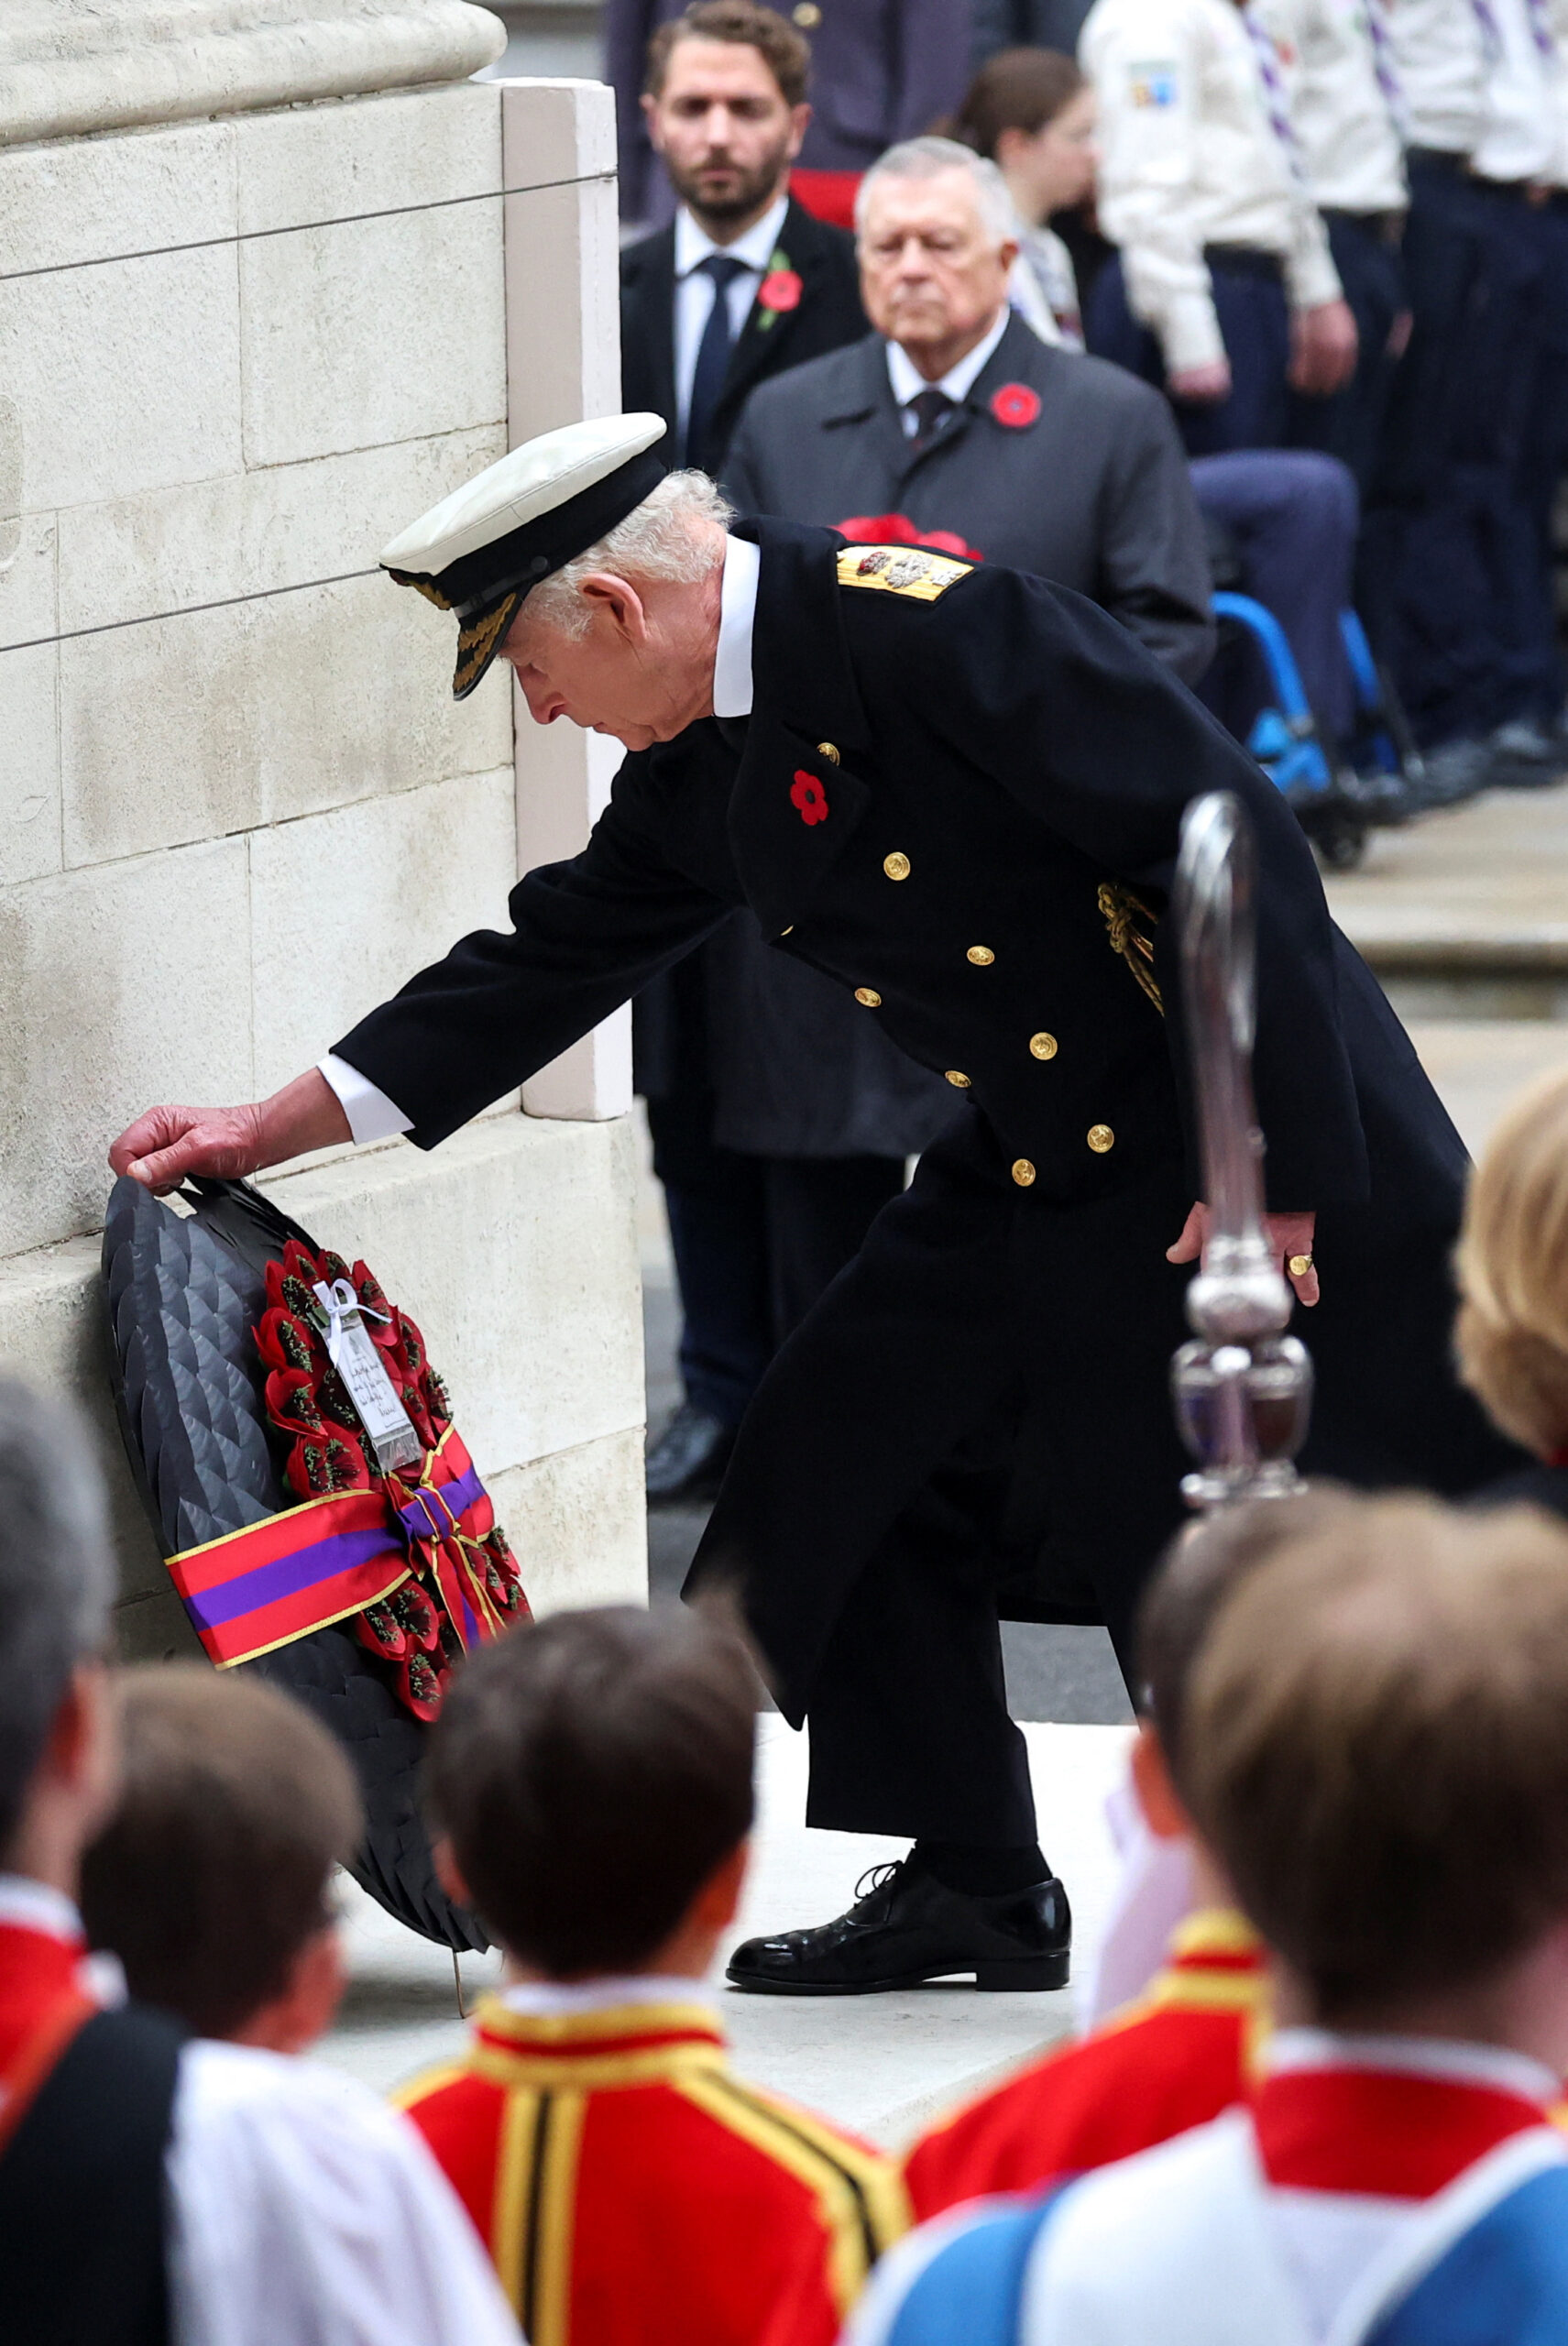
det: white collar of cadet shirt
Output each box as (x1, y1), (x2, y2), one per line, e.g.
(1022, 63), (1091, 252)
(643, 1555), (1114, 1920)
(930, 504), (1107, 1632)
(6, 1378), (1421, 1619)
(713, 532), (760, 719)
(885, 303), (1011, 420)
(674, 188), (792, 280)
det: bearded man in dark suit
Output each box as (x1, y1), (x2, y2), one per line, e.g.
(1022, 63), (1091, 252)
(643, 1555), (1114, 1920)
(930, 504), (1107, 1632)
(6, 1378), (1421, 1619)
(622, 0), (894, 1501)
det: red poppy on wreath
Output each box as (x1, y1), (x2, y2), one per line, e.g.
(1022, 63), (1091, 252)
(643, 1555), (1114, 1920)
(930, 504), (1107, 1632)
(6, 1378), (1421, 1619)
(758, 266), (803, 315)
(791, 769), (829, 826)
(991, 381), (1042, 429)
(836, 513), (984, 561)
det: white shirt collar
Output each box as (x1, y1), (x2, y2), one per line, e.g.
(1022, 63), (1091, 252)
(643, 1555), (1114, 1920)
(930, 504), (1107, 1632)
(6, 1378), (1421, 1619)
(0, 1873), (82, 1944)
(1268, 2027), (1561, 2109)
(713, 532), (760, 719)
(885, 306), (1011, 412)
(674, 192), (791, 281)
(499, 1974), (718, 2017)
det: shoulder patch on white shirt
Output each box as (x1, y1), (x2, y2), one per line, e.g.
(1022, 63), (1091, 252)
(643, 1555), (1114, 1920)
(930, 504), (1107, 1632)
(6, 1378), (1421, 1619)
(837, 545), (970, 600)
(1128, 60), (1180, 104)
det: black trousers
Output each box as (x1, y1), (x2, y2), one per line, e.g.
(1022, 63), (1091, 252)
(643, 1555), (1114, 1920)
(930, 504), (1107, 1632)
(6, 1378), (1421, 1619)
(691, 1115), (1519, 1850)
(647, 1085), (906, 1429)
(1288, 212), (1408, 495)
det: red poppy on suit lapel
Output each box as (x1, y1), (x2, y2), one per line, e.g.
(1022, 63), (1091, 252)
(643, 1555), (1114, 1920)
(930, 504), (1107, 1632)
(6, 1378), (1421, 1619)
(756, 258), (803, 328)
(790, 770), (829, 826)
(990, 382), (1042, 428)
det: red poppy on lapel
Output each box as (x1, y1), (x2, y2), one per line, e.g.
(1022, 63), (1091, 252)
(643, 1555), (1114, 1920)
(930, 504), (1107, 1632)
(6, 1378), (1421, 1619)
(759, 267), (803, 314)
(836, 513), (983, 561)
(991, 382), (1042, 428)
(790, 770), (829, 826)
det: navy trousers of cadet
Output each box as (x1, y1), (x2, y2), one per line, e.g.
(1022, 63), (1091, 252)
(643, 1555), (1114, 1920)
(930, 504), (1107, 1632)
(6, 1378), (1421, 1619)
(695, 1106), (1518, 1847)
(1289, 212), (1408, 494)
(1088, 248), (1293, 455)
(1508, 192), (1568, 725)
(1360, 153), (1550, 744)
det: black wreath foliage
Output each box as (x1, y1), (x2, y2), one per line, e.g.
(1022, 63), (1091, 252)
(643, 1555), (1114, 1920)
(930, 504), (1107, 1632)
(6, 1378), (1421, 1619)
(102, 1174), (488, 1952)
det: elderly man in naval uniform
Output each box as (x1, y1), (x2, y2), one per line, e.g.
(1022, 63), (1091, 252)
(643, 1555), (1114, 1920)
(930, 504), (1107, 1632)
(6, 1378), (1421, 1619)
(112, 415), (1515, 1996)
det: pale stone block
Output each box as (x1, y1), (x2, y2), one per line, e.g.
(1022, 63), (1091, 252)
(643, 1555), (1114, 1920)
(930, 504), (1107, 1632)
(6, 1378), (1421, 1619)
(0, 643), (61, 885)
(262, 1112), (645, 1481)
(0, 1233), (167, 1604)
(0, 118), (235, 278)
(486, 1429), (649, 1615)
(499, 75), (616, 192)
(503, 164), (622, 439)
(516, 718), (633, 1121)
(115, 1587), (206, 1664)
(0, 429), (58, 650)
(247, 764), (519, 1095)
(0, 838), (253, 1255)
(0, 246), (242, 513)
(236, 78), (499, 235)
(58, 422), (506, 639)
(60, 566), (510, 865)
(241, 193), (505, 467)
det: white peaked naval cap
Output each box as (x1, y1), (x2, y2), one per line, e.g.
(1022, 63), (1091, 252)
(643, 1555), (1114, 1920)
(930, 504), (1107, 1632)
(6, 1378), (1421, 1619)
(379, 413), (669, 698)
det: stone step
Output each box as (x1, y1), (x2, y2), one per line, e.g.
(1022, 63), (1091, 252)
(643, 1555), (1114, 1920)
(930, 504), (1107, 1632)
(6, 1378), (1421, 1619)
(322, 1716), (1134, 2152)
(1325, 784), (1568, 1017)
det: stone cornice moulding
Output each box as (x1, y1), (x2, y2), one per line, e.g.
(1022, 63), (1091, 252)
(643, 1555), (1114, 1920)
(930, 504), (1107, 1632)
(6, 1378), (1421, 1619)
(0, 0), (507, 148)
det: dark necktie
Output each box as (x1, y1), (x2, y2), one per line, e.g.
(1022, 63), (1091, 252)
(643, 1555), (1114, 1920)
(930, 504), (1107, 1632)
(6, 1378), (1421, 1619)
(907, 387), (957, 456)
(685, 253), (749, 472)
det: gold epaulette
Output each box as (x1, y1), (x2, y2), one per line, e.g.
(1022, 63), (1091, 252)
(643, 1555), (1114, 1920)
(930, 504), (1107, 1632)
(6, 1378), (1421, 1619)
(837, 544), (971, 600)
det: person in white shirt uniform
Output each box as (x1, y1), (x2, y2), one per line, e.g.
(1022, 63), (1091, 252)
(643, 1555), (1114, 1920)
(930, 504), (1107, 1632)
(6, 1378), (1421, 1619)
(949, 45), (1100, 346)
(0, 1376), (521, 2346)
(1250, 0), (1409, 485)
(1079, 0), (1357, 452)
(1361, 0), (1562, 781)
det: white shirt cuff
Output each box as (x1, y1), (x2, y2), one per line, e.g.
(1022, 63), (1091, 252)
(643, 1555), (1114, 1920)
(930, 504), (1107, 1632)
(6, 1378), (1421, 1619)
(317, 1053), (412, 1144)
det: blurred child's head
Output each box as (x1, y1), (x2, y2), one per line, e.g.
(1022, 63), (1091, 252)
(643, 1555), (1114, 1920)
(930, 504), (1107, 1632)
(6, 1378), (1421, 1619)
(1455, 1062), (1568, 1458)
(80, 1664), (361, 2048)
(1185, 1496), (1568, 2042)
(427, 1603), (758, 1980)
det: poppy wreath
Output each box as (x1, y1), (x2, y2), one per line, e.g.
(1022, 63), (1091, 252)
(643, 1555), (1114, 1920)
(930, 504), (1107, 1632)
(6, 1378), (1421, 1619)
(168, 1236), (530, 1723)
(255, 1240), (530, 1719)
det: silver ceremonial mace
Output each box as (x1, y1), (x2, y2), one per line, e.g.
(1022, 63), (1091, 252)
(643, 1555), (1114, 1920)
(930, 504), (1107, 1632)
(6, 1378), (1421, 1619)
(1170, 790), (1313, 1507)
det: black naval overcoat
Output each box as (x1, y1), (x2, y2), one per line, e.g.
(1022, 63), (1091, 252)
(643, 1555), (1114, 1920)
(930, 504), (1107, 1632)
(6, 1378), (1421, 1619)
(335, 517), (1517, 1850)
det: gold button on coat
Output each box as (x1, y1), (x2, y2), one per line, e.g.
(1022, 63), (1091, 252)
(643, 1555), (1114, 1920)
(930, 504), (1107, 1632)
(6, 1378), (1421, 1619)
(1012, 1158), (1036, 1187)
(883, 851), (911, 882)
(1029, 1032), (1058, 1060)
(794, 1), (822, 21)
(855, 986), (882, 1007)
(967, 946), (995, 966)
(817, 740), (840, 764)
(945, 1070), (970, 1088)
(1087, 1124), (1115, 1153)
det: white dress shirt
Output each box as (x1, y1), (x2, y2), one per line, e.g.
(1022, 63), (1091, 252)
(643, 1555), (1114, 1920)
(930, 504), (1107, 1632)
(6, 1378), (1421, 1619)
(499, 1972), (717, 2017)
(1251, 0), (1408, 212)
(884, 307), (1012, 429)
(1081, 0), (1343, 375)
(0, 1878), (520, 2346)
(1008, 218), (1083, 347)
(1386, 0), (1486, 153)
(1471, 0), (1562, 181)
(320, 532), (763, 1142)
(673, 192), (792, 445)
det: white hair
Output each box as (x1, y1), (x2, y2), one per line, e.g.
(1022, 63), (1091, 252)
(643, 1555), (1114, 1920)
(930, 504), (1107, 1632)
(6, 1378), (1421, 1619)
(855, 135), (1017, 247)
(524, 468), (734, 640)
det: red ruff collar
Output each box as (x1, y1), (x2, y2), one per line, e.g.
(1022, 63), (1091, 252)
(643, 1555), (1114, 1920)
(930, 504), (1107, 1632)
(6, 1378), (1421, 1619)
(1254, 2065), (1549, 2198)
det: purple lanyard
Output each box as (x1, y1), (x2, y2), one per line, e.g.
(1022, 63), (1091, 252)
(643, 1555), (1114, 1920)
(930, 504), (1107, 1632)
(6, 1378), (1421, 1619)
(1244, 8), (1306, 173)
(1523, 0), (1557, 62)
(1469, 0), (1505, 64)
(1364, 0), (1409, 135)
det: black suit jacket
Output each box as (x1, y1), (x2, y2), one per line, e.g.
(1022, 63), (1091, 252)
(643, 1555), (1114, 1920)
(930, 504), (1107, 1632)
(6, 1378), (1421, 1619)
(724, 313), (1215, 685)
(620, 196), (868, 476)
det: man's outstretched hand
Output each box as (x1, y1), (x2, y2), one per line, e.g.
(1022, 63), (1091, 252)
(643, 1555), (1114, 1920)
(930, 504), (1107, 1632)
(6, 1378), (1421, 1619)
(1167, 1202), (1320, 1307)
(109, 1069), (352, 1193)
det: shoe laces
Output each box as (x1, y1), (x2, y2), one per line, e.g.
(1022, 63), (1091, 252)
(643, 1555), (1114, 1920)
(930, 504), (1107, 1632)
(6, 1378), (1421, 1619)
(850, 1860), (906, 1912)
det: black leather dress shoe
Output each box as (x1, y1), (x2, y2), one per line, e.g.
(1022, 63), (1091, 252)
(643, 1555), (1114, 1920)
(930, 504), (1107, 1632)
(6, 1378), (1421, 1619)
(645, 1402), (736, 1505)
(726, 1860), (1071, 1995)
